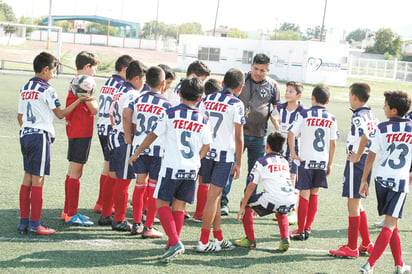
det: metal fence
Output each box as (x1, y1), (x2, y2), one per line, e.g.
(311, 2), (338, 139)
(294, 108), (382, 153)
(348, 58), (412, 82)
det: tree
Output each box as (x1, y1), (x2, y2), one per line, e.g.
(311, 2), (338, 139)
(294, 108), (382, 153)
(279, 22), (301, 33)
(345, 28), (370, 43)
(303, 26), (326, 41)
(178, 22), (203, 35)
(269, 30), (302, 40)
(3, 24), (16, 45)
(228, 28), (248, 39)
(141, 20), (169, 39)
(54, 21), (72, 32)
(87, 22), (117, 36)
(365, 28), (401, 57)
(0, 0), (16, 22)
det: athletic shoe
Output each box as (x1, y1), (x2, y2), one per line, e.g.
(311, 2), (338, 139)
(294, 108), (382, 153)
(329, 244), (359, 258)
(141, 213), (160, 224)
(142, 226), (163, 238)
(359, 242), (374, 255)
(93, 203), (102, 213)
(221, 206), (229, 216)
(77, 212), (91, 221)
(61, 210), (67, 220)
(287, 210), (297, 225)
(290, 229), (305, 241)
(394, 264), (411, 274)
(98, 215), (113, 226)
(304, 228), (311, 240)
(28, 224), (56, 235)
(278, 238), (290, 251)
(196, 240), (221, 252)
(192, 216), (203, 223)
(374, 220), (384, 228)
(160, 241), (185, 263)
(360, 262), (373, 273)
(215, 239), (233, 249)
(184, 209), (191, 219)
(66, 213), (94, 226)
(112, 220), (132, 232)
(234, 237), (256, 248)
(131, 223), (144, 235)
(17, 223), (28, 234)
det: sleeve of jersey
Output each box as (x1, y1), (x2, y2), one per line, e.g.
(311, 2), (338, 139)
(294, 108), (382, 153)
(234, 102), (246, 125)
(202, 121), (213, 144)
(17, 91), (24, 114)
(47, 87), (61, 109)
(152, 113), (166, 137)
(288, 113), (303, 135)
(271, 106), (280, 120)
(353, 117), (366, 136)
(330, 119), (339, 140)
(369, 130), (382, 154)
(247, 161), (261, 185)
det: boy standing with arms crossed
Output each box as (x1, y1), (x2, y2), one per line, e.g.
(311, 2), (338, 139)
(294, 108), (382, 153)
(329, 83), (378, 257)
(359, 91), (411, 274)
(288, 84), (338, 241)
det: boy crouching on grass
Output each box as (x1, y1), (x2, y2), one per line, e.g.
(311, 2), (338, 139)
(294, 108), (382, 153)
(236, 132), (295, 251)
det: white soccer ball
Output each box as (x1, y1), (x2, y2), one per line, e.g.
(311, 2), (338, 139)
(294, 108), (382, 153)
(71, 75), (96, 97)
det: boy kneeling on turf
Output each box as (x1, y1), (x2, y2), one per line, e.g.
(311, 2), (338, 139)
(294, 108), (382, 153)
(236, 132), (295, 251)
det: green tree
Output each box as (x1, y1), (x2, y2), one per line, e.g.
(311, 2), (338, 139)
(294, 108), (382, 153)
(365, 28), (401, 56)
(87, 22), (117, 36)
(228, 28), (248, 39)
(54, 21), (72, 32)
(345, 28), (370, 43)
(270, 30), (302, 40)
(178, 22), (203, 35)
(0, 0), (16, 22)
(303, 26), (326, 40)
(141, 20), (169, 39)
(279, 22), (301, 33)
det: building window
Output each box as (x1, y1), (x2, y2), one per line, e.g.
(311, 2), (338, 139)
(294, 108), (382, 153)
(242, 51), (253, 64)
(198, 47), (220, 61)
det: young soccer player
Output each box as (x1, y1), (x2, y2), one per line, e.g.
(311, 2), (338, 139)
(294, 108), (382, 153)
(359, 90), (411, 274)
(158, 64), (176, 91)
(329, 83), (378, 258)
(235, 132), (295, 251)
(63, 51), (99, 226)
(125, 66), (171, 237)
(196, 68), (245, 252)
(288, 84), (338, 241)
(17, 52), (88, 234)
(129, 78), (212, 263)
(96, 55), (133, 219)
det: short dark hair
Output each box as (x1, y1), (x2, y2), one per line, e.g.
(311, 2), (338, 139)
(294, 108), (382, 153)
(223, 68), (244, 90)
(266, 132), (285, 153)
(180, 78), (203, 101)
(115, 55), (133, 72)
(186, 60), (211, 77)
(350, 82), (371, 102)
(33, 52), (59, 73)
(384, 90), (411, 117)
(126, 60), (146, 81)
(146, 66), (165, 89)
(204, 78), (222, 96)
(312, 84), (330, 104)
(75, 51), (99, 70)
(286, 81), (304, 95)
(253, 53), (270, 65)
(158, 64), (176, 80)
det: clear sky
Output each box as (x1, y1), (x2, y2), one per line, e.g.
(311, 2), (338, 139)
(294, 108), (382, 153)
(4, 0), (412, 36)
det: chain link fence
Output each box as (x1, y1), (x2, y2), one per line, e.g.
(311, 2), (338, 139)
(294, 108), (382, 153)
(349, 58), (412, 82)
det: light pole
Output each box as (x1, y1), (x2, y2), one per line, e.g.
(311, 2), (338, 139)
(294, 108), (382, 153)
(213, 0), (220, 36)
(46, 0), (52, 49)
(319, 0), (327, 42)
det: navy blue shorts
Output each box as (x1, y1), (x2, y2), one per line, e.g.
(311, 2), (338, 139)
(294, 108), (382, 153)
(98, 134), (111, 161)
(109, 140), (135, 180)
(20, 130), (51, 176)
(133, 155), (161, 180)
(342, 154), (371, 198)
(375, 180), (407, 219)
(296, 166), (328, 190)
(67, 137), (92, 164)
(198, 158), (232, 188)
(154, 167), (196, 204)
(247, 193), (294, 216)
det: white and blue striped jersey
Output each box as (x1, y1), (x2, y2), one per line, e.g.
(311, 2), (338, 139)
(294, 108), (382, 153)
(97, 74), (125, 136)
(289, 106), (338, 170)
(370, 118), (412, 193)
(130, 91), (171, 157)
(153, 103), (212, 179)
(198, 88), (245, 163)
(406, 111), (412, 121)
(346, 106), (379, 154)
(18, 77), (62, 137)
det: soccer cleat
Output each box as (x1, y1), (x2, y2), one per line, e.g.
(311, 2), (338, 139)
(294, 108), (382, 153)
(215, 239), (233, 249)
(234, 237), (256, 248)
(141, 213), (160, 223)
(192, 216), (203, 223)
(290, 229), (306, 241)
(329, 244), (359, 258)
(17, 223), (28, 234)
(374, 220), (384, 228)
(359, 242), (374, 255)
(221, 206), (229, 216)
(131, 223), (144, 235)
(196, 240), (221, 252)
(142, 226), (163, 238)
(28, 224), (56, 235)
(360, 262), (373, 273)
(98, 215), (113, 226)
(394, 264), (411, 274)
(184, 209), (191, 219)
(304, 228), (311, 240)
(278, 238), (291, 251)
(93, 203), (102, 213)
(160, 241), (185, 263)
(66, 213), (94, 226)
(287, 210), (297, 225)
(61, 210), (67, 220)
(77, 212), (91, 221)
(112, 220), (132, 232)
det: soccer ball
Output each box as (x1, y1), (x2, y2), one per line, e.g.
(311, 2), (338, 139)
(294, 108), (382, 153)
(71, 75), (96, 97)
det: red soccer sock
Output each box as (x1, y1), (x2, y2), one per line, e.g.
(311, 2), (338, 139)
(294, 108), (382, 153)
(173, 210), (185, 237)
(63, 174), (69, 213)
(200, 228), (211, 244)
(368, 227), (393, 267)
(242, 207), (255, 242)
(132, 182), (146, 223)
(390, 228), (403, 267)
(276, 212), (289, 239)
(19, 185), (31, 219)
(101, 176), (116, 217)
(213, 229), (223, 241)
(143, 187), (148, 213)
(194, 184), (208, 219)
(30, 186), (43, 222)
(113, 179), (131, 222)
(145, 182), (157, 228)
(359, 210), (372, 246)
(96, 174), (107, 205)
(297, 195), (309, 233)
(348, 216), (361, 249)
(158, 206), (179, 246)
(67, 178), (80, 217)
(305, 194), (318, 231)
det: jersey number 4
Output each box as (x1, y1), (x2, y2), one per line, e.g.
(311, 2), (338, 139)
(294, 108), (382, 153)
(26, 102), (37, 124)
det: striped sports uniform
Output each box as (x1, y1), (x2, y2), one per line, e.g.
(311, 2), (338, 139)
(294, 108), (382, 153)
(18, 77), (62, 176)
(406, 111), (412, 121)
(342, 107), (378, 198)
(198, 88), (245, 188)
(371, 117), (412, 218)
(153, 103), (212, 203)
